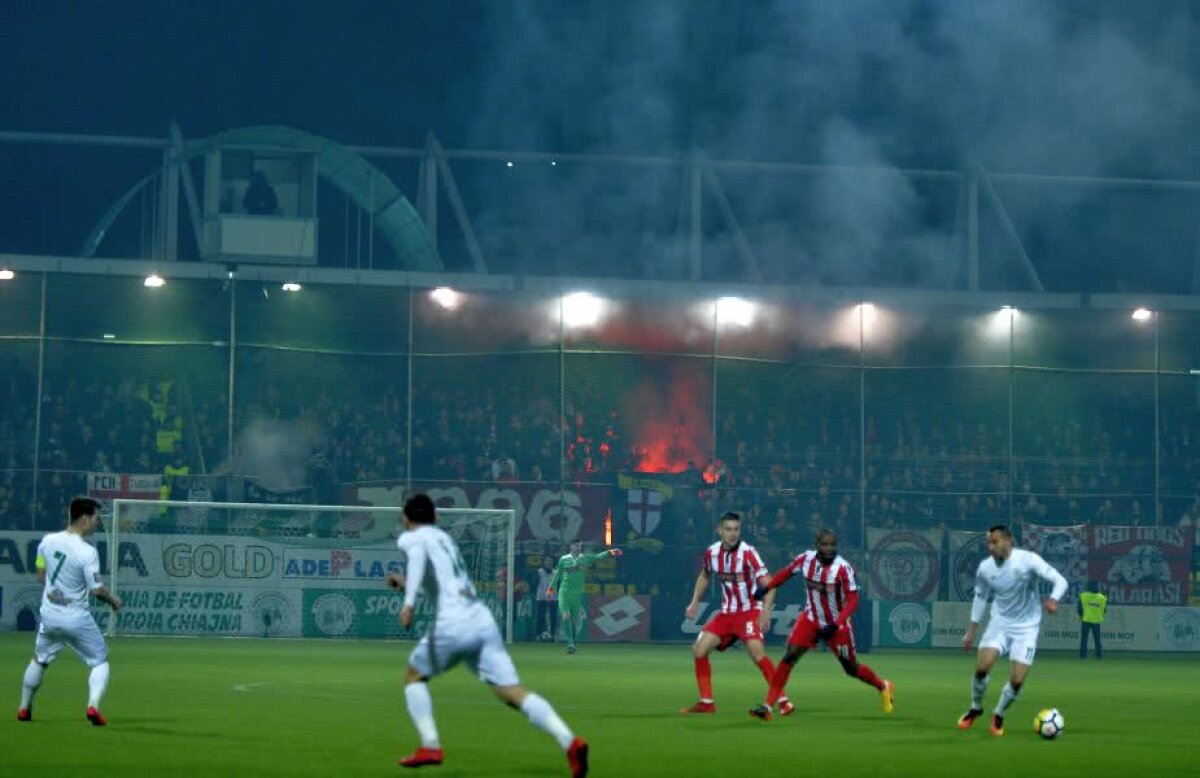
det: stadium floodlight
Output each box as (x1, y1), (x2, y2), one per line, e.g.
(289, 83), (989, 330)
(855, 302), (877, 328)
(987, 306), (1018, 337)
(716, 296), (756, 328)
(506, 161), (514, 168)
(561, 292), (605, 328)
(143, 273), (165, 288)
(281, 282), (302, 292)
(1132, 308), (1153, 322)
(430, 286), (461, 310)
(102, 333), (116, 340)
(0, 269), (14, 280)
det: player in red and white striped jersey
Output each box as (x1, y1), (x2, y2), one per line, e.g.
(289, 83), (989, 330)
(748, 528), (894, 721)
(681, 512), (782, 714)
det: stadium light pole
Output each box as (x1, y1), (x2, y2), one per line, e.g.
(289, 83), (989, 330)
(1133, 308), (1160, 524)
(858, 303), (867, 560)
(406, 287), (415, 498)
(1005, 307), (1015, 525)
(712, 300), (720, 527)
(1155, 310), (1160, 526)
(30, 272), (47, 531)
(227, 272), (237, 470)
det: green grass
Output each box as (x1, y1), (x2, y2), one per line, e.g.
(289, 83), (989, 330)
(2, 633), (1197, 776)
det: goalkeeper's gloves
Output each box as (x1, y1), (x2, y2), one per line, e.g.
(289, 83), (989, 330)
(752, 585), (770, 602)
(817, 623), (840, 641)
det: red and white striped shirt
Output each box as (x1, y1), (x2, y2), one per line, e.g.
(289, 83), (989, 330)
(704, 541), (768, 613)
(776, 550), (859, 627)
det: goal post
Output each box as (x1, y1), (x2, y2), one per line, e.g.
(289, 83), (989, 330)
(106, 499), (517, 643)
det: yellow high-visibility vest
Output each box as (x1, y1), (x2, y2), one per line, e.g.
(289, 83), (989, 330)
(1079, 591), (1108, 624)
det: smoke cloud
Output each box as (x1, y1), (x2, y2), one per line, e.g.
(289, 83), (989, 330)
(467, 1), (1200, 292)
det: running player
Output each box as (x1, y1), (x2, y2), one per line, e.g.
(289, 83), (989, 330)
(749, 528), (894, 720)
(957, 524), (1067, 736)
(388, 494), (589, 776)
(681, 511), (779, 714)
(16, 497), (122, 725)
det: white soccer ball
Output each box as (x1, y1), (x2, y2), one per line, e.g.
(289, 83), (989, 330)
(1034, 708), (1065, 739)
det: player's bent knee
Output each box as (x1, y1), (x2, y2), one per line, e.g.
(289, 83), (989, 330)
(492, 684), (526, 708)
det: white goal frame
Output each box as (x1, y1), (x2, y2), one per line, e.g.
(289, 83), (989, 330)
(108, 499), (518, 642)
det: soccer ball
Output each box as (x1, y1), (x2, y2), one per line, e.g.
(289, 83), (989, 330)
(1034, 708), (1065, 739)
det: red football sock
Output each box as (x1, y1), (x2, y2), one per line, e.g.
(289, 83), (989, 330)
(756, 657), (775, 685)
(766, 662), (795, 706)
(694, 657), (713, 701)
(855, 663), (885, 691)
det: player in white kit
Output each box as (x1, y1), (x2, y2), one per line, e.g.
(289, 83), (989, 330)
(16, 497), (123, 725)
(957, 524), (1067, 736)
(387, 494), (589, 776)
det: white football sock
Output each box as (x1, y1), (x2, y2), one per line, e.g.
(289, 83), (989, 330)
(520, 693), (574, 750)
(88, 662), (110, 709)
(20, 661), (44, 709)
(970, 673), (989, 709)
(994, 682), (1020, 717)
(405, 683), (440, 749)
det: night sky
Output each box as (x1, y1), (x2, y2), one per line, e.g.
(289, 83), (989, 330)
(4, 1), (1200, 290)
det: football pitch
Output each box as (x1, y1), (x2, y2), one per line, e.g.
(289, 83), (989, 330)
(2, 633), (1197, 776)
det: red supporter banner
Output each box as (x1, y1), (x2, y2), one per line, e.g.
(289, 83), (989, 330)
(1089, 526), (1193, 606)
(342, 482), (612, 543)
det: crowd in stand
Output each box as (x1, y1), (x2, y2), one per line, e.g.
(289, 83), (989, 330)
(1, 354), (1199, 553)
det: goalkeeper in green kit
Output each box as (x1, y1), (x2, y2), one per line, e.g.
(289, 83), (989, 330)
(547, 540), (622, 654)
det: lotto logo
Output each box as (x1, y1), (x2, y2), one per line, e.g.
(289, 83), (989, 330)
(589, 595), (651, 640)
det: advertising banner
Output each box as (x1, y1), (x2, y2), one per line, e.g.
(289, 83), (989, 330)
(929, 601), (1200, 652)
(587, 594), (651, 641)
(300, 588), (502, 639)
(876, 601), (932, 647)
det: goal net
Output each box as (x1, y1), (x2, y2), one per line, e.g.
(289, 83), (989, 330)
(105, 499), (517, 643)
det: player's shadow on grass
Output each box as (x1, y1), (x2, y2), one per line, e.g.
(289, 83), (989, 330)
(114, 719), (254, 740)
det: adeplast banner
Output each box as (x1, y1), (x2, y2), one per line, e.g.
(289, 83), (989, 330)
(929, 601), (1200, 652)
(1023, 523), (1088, 603)
(867, 529), (942, 602)
(1090, 526), (1193, 606)
(344, 482), (611, 544)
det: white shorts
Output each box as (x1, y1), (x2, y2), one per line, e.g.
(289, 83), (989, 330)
(980, 622), (1040, 666)
(408, 603), (519, 687)
(35, 609), (108, 668)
